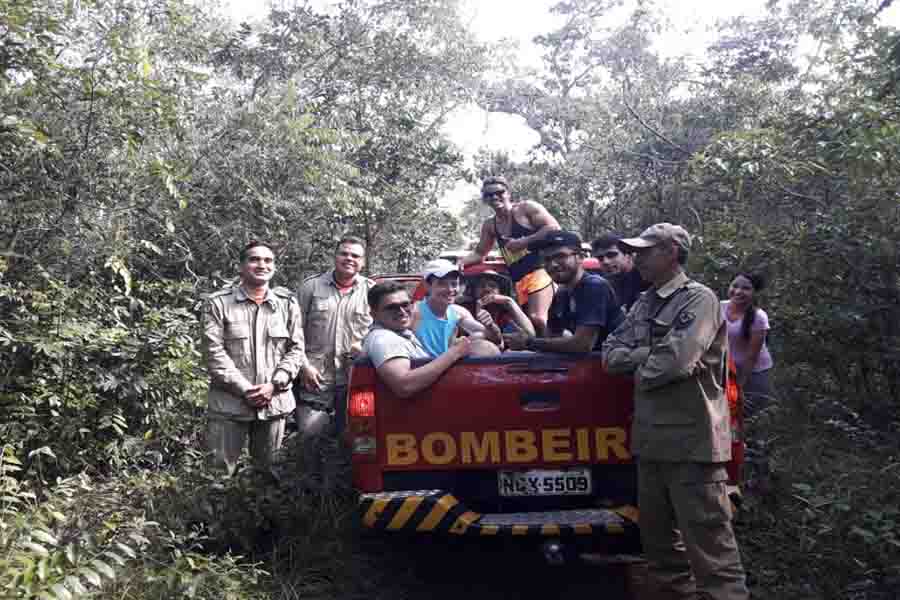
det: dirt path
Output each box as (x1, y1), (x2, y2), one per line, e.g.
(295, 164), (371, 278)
(360, 537), (640, 599)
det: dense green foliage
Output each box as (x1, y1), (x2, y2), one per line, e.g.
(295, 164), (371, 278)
(2, 0), (898, 598)
(478, 0), (900, 411)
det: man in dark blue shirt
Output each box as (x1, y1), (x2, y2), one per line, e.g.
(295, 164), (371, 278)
(504, 231), (623, 353)
(591, 232), (649, 311)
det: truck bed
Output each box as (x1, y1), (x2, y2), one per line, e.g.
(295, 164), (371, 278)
(347, 350), (742, 543)
(349, 352), (639, 540)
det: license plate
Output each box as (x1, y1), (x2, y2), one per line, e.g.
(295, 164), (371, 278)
(498, 468), (592, 497)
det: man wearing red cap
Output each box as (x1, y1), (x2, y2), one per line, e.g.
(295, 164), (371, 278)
(602, 223), (749, 600)
(460, 270), (535, 339)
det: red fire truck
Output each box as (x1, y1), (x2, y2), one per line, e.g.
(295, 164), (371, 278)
(346, 262), (743, 563)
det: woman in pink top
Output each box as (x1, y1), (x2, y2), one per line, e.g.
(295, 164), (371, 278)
(722, 272), (775, 415)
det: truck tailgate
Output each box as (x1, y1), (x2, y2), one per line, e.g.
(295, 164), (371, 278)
(377, 352), (634, 473)
(349, 349), (743, 539)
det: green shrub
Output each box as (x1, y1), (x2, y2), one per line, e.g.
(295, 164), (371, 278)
(738, 384), (900, 599)
(0, 271), (206, 480)
(1, 444), (272, 600)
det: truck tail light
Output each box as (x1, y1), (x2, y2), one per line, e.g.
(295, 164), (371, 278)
(348, 387), (376, 458)
(349, 389), (375, 417)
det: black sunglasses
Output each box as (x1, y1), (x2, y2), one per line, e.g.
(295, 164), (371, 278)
(382, 301), (413, 314)
(482, 189), (506, 200)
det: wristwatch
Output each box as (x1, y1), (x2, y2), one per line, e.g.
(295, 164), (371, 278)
(272, 371), (291, 392)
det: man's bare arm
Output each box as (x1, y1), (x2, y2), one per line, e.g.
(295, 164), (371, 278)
(471, 302), (504, 343)
(478, 293), (535, 337)
(460, 220), (496, 267)
(454, 305), (488, 339)
(506, 325), (599, 354)
(501, 202), (561, 253)
(524, 201), (561, 239)
(376, 339), (472, 398)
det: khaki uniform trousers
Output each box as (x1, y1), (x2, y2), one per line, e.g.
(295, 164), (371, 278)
(207, 417), (286, 477)
(638, 461), (749, 600)
(294, 385), (347, 487)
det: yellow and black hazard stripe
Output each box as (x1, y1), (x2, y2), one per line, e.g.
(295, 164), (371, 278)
(361, 491), (479, 534)
(359, 491), (639, 537)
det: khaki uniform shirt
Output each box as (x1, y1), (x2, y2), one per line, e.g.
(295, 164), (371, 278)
(297, 271), (374, 387)
(602, 271), (731, 463)
(203, 285), (303, 421)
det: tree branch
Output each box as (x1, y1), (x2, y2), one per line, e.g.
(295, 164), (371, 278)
(621, 94), (692, 156)
(875, 0), (895, 17)
(775, 183), (822, 204)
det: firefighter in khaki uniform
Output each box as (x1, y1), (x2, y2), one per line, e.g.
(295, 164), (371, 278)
(294, 236), (374, 477)
(203, 241), (303, 476)
(602, 223), (749, 600)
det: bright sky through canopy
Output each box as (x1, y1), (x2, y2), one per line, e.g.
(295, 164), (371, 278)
(223, 0), (900, 212)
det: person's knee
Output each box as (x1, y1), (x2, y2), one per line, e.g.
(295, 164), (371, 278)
(528, 310), (548, 331)
(469, 339), (501, 357)
(529, 311), (547, 324)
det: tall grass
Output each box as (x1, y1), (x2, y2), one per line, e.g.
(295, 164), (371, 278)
(737, 366), (900, 599)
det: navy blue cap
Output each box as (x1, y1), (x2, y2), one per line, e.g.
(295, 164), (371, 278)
(529, 230), (583, 252)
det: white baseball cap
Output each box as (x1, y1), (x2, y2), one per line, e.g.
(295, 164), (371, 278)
(422, 259), (460, 282)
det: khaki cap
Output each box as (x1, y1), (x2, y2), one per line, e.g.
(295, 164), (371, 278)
(620, 223), (692, 251)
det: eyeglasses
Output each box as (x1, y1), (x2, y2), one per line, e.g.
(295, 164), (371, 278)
(600, 250), (622, 260)
(482, 189), (505, 201)
(381, 301), (413, 314)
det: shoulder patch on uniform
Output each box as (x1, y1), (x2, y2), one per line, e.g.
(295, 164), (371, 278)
(272, 286), (294, 298)
(684, 279), (712, 294)
(675, 310), (696, 330)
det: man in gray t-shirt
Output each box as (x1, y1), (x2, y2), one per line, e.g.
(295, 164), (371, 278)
(362, 282), (471, 398)
(364, 325), (430, 368)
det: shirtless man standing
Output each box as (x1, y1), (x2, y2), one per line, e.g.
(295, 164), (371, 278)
(460, 176), (560, 336)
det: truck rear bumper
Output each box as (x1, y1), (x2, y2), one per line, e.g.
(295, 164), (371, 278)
(360, 490), (640, 537)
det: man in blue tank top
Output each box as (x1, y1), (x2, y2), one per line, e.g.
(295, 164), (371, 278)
(413, 259), (500, 357)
